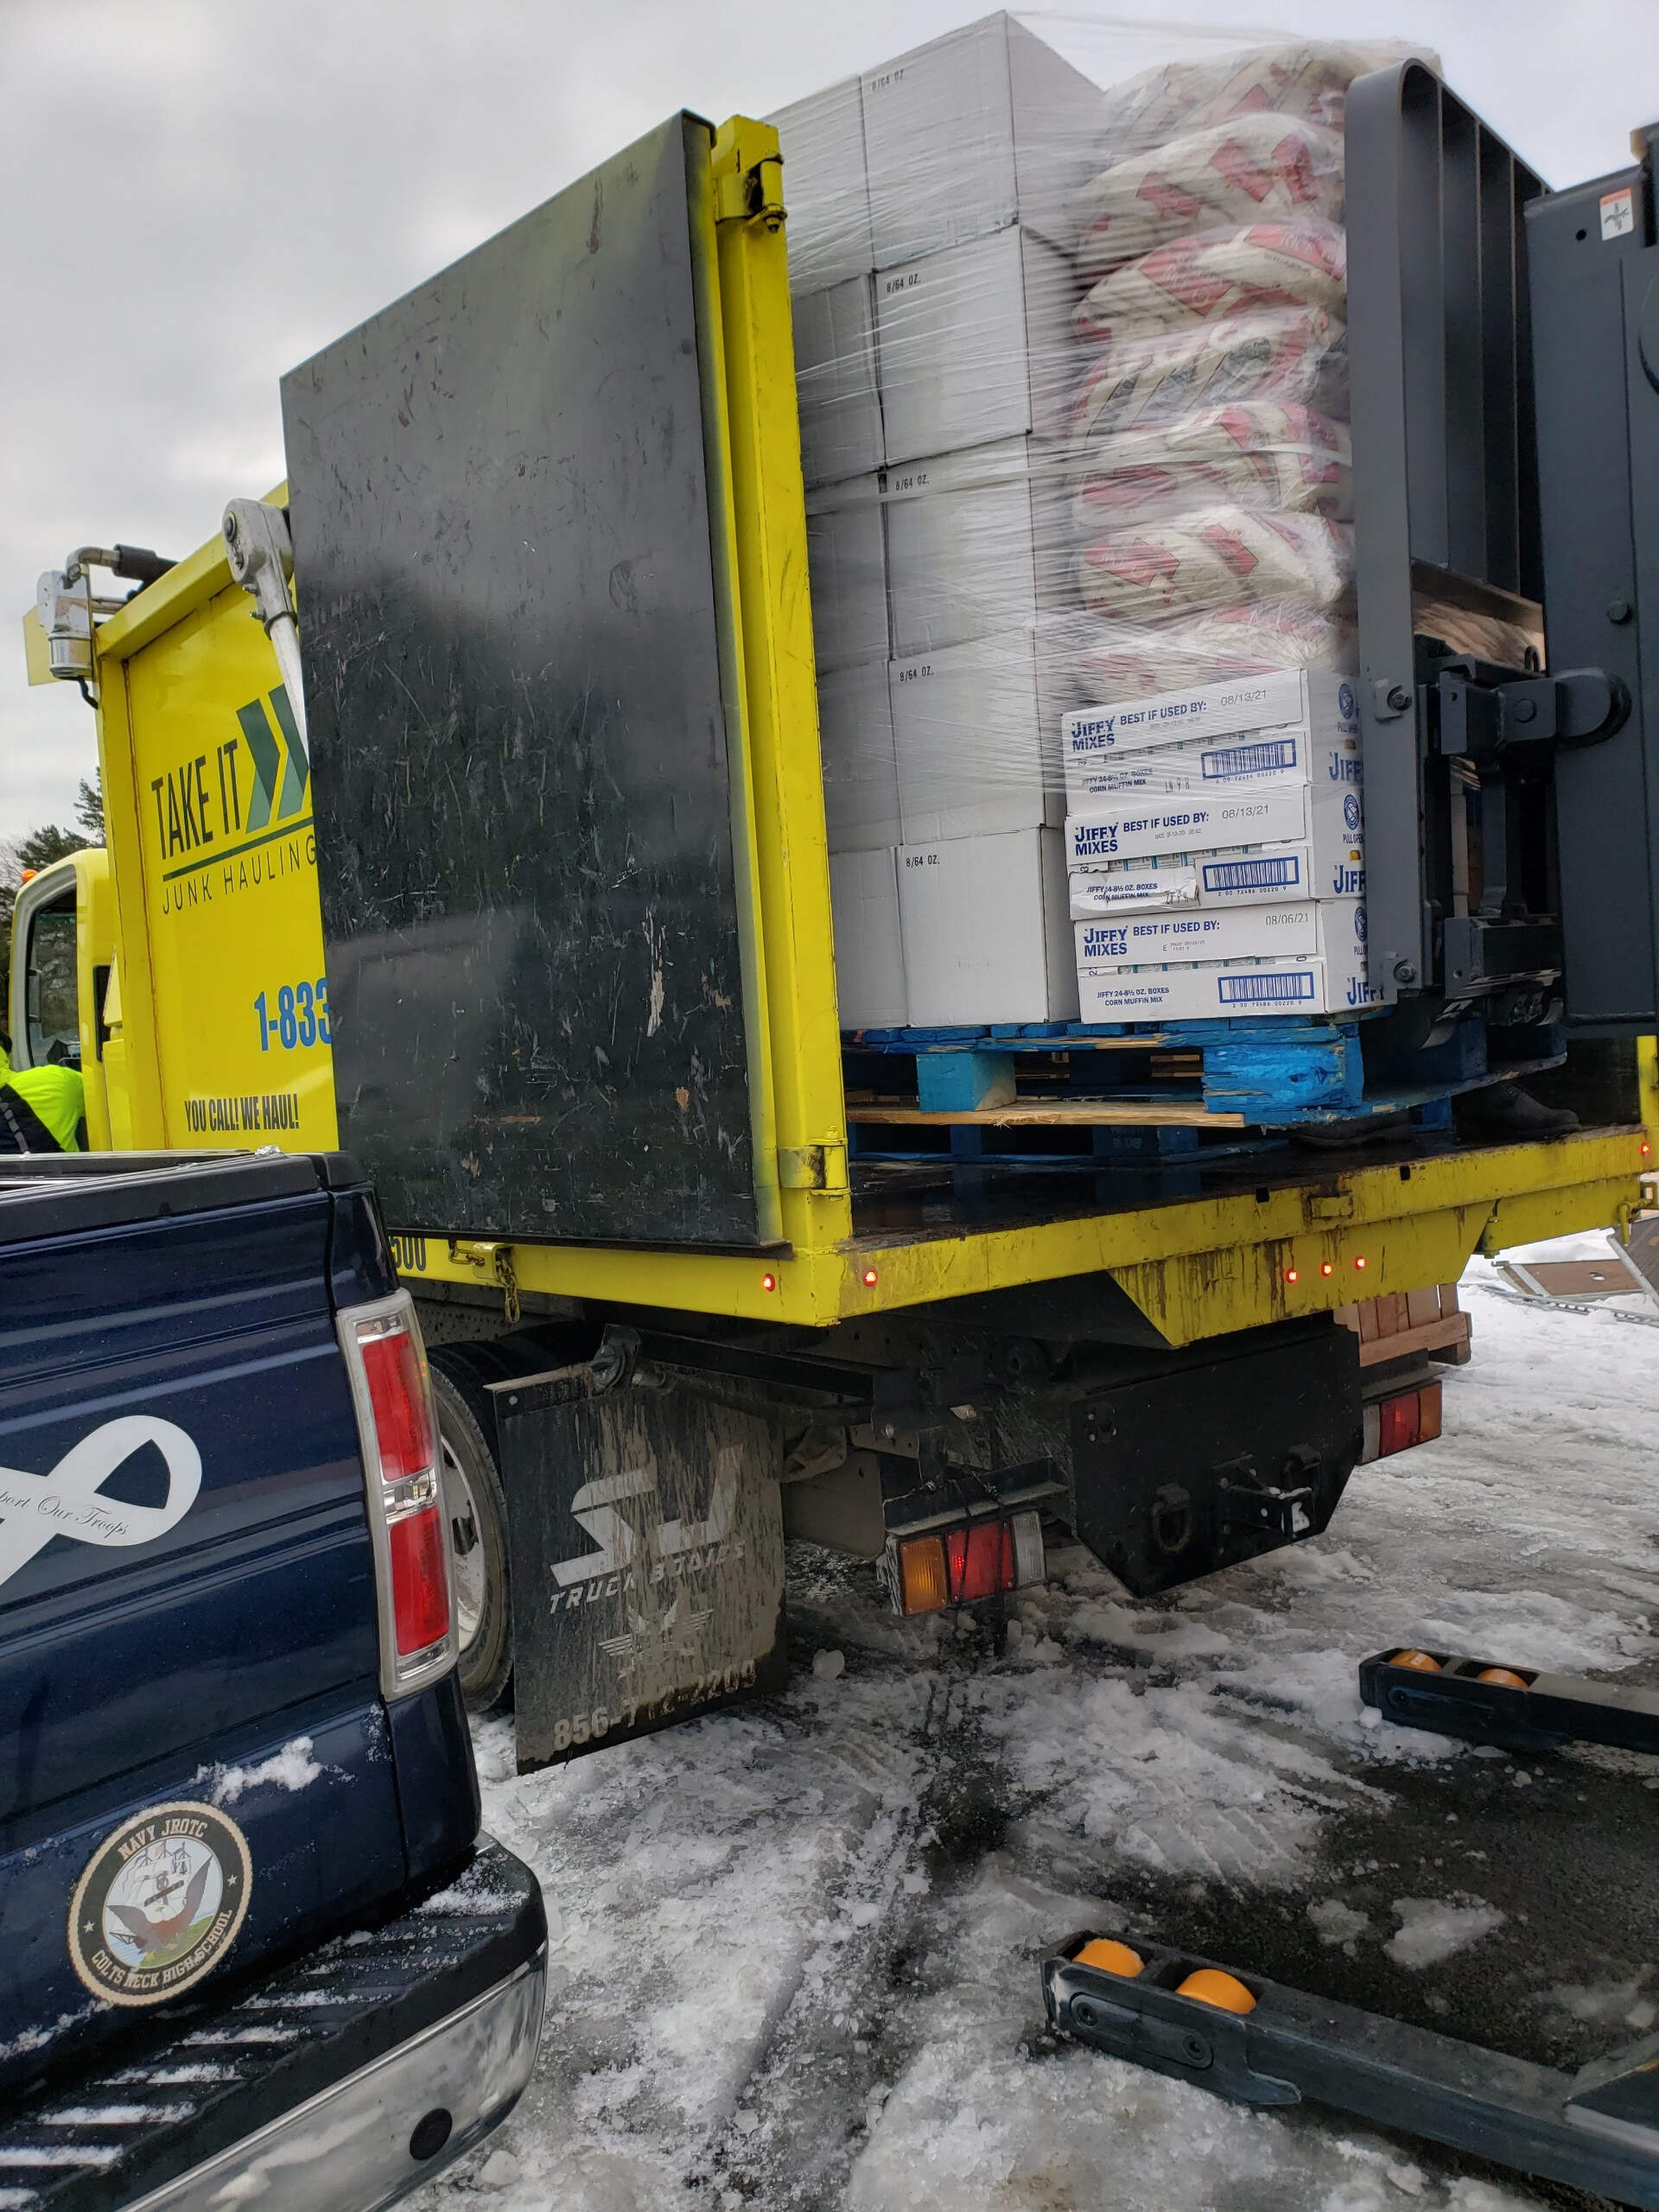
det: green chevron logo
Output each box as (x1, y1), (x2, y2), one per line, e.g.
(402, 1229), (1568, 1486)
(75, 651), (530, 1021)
(235, 684), (309, 832)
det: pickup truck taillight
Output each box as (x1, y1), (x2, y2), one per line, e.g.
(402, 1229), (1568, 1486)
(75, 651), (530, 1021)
(338, 1291), (459, 1699)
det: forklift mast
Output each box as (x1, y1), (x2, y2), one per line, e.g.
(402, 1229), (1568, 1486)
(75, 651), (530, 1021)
(1347, 64), (1659, 1036)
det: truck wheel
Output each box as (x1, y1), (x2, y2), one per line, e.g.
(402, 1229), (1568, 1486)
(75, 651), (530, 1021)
(430, 1367), (514, 1713)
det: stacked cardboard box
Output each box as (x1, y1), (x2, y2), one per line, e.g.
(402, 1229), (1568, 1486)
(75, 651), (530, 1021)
(775, 16), (1102, 1027)
(1065, 669), (1378, 1019)
(777, 28), (1421, 1033)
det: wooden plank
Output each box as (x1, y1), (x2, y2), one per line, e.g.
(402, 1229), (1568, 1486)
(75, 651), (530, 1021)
(1377, 1291), (1410, 1337)
(845, 1100), (1246, 1129)
(1406, 1286), (1442, 1328)
(1357, 1311), (1471, 1366)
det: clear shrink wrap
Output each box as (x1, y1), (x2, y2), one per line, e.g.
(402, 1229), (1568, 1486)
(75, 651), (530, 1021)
(1095, 39), (1427, 156)
(1076, 508), (1354, 624)
(1077, 606), (1357, 698)
(767, 76), (876, 295)
(1073, 114), (1345, 280)
(1074, 220), (1347, 342)
(860, 13), (1108, 269)
(1071, 403), (1351, 531)
(1071, 308), (1350, 448)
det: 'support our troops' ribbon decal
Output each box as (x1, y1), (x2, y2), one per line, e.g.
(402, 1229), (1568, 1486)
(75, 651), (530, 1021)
(0, 1414), (201, 1587)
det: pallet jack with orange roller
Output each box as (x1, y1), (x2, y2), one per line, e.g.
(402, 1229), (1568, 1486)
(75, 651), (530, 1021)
(1358, 1646), (1659, 1755)
(1042, 1934), (1659, 2206)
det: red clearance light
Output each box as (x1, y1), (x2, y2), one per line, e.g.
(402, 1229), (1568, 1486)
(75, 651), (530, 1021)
(1377, 1389), (1420, 1456)
(1320, 1261), (1335, 1277)
(1643, 1141), (1653, 1157)
(1353, 1255), (1367, 1270)
(1284, 1267), (1300, 1283)
(760, 1271), (778, 1294)
(862, 1267), (880, 1287)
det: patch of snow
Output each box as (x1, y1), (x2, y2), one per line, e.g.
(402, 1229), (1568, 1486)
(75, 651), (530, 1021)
(812, 1648), (847, 1681)
(198, 1736), (321, 1807)
(1385, 1900), (1507, 1970)
(41, 2105), (194, 2126)
(1546, 1975), (1655, 2028)
(109, 2063), (232, 2085)
(1309, 1898), (1371, 1947)
(0, 2149), (122, 2171)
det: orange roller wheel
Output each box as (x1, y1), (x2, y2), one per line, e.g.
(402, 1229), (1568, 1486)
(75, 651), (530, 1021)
(1076, 1937), (1144, 1977)
(1390, 1649), (1441, 1671)
(1476, 1666), (1529, 1689)
(1176, 1968), (1257, 2014)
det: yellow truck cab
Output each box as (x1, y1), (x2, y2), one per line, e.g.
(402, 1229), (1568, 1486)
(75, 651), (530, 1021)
(16, 82), (1659, 1766)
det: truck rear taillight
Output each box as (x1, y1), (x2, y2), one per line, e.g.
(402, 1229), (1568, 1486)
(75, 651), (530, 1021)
(888, 1510), (1046, 1616)
(338, 1292), (459, 1699)
(1363, 1379), (1443, 1463)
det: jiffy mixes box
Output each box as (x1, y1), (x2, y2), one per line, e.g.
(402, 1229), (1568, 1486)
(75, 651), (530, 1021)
(1075, 898), (1379, 1023)
(1071, 899), (1363, 972)
(1065, 774), (1365, 871)
(1062, 668), (1359, 806)
(1068, 841), (1365, 918)
(1068, 724), (1359, 804)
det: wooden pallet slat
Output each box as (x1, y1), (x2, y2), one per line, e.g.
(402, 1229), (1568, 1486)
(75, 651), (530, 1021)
(846, 1100), (1246, 1130)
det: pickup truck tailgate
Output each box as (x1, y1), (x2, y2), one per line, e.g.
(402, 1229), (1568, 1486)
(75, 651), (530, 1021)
(0, 1154), (414, 2095)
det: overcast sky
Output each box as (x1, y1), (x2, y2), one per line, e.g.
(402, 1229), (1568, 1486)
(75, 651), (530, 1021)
(3, 0), (1655, 842)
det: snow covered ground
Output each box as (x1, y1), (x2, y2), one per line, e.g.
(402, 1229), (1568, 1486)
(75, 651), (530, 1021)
(412, 1239), (1659, 2212)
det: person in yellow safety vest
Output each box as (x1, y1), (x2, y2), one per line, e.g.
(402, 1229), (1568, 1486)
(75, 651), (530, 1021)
(0, 1039), (85, 1153)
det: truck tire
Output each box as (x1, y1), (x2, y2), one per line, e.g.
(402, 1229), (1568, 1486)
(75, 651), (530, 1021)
(430, 1364), (514, 1714)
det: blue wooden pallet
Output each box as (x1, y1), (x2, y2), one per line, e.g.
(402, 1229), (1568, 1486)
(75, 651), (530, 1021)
(842, 1015), (1559, 1129)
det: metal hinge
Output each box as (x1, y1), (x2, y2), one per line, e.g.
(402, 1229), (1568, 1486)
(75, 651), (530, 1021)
(778, 1141), (849, 1192)
(715, 154), (785, 228)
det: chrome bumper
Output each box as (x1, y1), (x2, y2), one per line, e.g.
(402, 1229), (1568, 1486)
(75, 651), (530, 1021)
(129, 1949), (546, 2212)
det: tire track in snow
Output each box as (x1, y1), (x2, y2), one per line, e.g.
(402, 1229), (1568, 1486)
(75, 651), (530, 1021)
(696, 1633), (1019, 2210)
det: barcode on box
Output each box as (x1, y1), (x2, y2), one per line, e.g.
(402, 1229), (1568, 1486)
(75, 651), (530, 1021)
(1203, 855), (1302, 892)
(1218, 970), (1316, 1005)
(1202, 738), (1299, 780)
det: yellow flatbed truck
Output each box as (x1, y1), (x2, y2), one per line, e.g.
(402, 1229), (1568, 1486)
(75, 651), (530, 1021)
(15, 83), (1657, 1765)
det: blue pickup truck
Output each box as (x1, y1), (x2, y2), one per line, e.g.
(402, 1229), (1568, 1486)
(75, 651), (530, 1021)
(0, 1149), (545, 2209)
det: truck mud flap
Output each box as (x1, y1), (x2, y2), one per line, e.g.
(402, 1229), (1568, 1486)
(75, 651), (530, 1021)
(493, 1351), (787, 1774)
(1044, 1932), (1659, 2209)
(1359, 1645), (1659, 1754)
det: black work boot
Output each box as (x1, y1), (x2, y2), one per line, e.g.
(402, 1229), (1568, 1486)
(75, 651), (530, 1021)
(1455, 1080), (1580, 1140)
